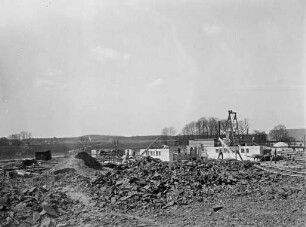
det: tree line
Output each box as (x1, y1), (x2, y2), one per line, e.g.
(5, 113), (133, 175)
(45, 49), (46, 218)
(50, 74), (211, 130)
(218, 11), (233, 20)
(0, 131), (32, 146)
(161, 117), (250, 138)
(268, 124), (293, 142)
(161, 119), (297, 145)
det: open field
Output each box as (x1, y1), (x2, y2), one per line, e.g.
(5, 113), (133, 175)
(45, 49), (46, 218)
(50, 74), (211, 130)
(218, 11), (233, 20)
(0, 144), (73, 160)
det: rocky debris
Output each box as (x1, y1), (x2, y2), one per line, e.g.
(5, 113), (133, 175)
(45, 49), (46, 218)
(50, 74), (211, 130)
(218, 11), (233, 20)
(42, 204), (59, 217)
(0, 155), (305, 227)
(0, 183), (76, 226)
(2, 159), (38, 171)
(90, 157), (303, 212)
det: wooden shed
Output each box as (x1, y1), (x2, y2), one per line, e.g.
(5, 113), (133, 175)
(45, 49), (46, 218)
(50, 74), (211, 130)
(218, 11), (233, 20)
(35, 150), (52, 161)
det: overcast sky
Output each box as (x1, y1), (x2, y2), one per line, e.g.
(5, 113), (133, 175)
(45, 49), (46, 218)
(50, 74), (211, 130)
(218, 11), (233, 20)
(0, 0), (305, 137)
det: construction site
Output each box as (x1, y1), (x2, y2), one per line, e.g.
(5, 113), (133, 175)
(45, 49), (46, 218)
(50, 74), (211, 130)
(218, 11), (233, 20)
(0, 110), (305, 227)
(1, 1), (305, 226)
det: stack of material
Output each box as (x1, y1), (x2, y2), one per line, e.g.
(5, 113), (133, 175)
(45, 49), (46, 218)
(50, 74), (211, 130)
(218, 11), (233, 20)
(278, 150), (306, 166)
(291, 150), (306, 164)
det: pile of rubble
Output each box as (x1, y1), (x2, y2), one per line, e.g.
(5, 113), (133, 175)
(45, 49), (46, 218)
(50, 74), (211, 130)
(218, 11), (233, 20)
(0, 182), (78, 226)
(90, 157), (303, 212)
(0, 152), (101, 226)
(1, 154), (304, 226)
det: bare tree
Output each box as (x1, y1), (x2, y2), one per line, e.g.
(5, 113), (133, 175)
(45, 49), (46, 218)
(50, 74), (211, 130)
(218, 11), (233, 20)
(8, 132), (32, 156)
(8, 134), (21, 140)
(188, 121), (197, 135)
(181, 124), (189, 135)
(243, 118), (250, 134)
(161, 127), (170, 145)
(238, 118), (250, 135)
(198, 117), (209, 136)
(219, 119), (228, 136)
(161, 127), (170, 136)
(0, 137), (9, 146)
(161, 126), (177, 146)
(195, 120), (202, 135)
(20, 131), (32, 140)
(207, 118), (218, 136)
(112, 138), (120, 156)
(168, 126), (177, 136)
(269, 124), (289, 142)
(79, 136), (91, 151)
(8, 131), (32, 140)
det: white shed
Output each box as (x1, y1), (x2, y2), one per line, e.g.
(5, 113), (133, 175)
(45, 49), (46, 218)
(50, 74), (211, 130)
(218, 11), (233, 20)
(91, 149), (101, 158)
(140, 148), (173, 162)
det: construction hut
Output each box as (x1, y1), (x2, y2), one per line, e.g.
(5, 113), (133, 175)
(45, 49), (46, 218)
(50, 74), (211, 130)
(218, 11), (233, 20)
(35, 150), (52, 161)
(186, 139), (217, 159)
(273, 142), (292, 154)
(91, 149), (102, 158)
(124, 149), (136, 157)
(140, 146), (173, 162)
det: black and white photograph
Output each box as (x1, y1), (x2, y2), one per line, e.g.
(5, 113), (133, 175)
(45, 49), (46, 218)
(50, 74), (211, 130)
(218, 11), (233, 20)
(0, 0), (305, 226)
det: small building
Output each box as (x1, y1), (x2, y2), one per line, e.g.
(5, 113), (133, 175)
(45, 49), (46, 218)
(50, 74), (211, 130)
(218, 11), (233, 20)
(188, 139), (216, 148)
(35, 150), (52, 161)
(124, 149), (137, 156)
(91, 149), (102, 158)
(186, 139), (217, 159)
(139, 148), (173, 162)
(203, 146), (263, 161)
(272, 142), (294, 154)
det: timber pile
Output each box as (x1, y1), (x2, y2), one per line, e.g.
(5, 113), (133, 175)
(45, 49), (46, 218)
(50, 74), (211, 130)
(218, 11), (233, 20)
(292, 151), (306, 164)
(279, 150), (306, 163)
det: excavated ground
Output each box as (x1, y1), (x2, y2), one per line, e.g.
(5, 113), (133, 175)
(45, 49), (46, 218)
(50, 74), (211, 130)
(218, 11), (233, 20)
(0, 155), (305, 227)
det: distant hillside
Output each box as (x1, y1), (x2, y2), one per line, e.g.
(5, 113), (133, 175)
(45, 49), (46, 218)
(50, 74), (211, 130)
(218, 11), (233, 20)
(54, 135), (173, 149)
(86, 135), (173, 149)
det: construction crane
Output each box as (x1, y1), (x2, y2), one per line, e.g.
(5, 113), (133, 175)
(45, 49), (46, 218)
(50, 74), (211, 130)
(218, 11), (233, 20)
(225, 110), (240, 146)
(140, 136), (161, 156)
(218, 110), (243, 161)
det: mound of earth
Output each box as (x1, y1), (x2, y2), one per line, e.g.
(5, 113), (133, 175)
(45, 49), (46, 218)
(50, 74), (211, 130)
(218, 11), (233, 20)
(75, 152), (102, 170)
(50, 152), (103, 177)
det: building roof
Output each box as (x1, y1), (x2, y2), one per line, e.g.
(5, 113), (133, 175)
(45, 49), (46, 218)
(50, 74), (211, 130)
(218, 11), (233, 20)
(273, 142), (289, 148)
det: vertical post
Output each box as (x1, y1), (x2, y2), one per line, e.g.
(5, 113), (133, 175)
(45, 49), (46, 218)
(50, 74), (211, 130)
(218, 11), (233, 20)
(222, 147), (224, 159)
(235, 148), (237, 160)
(218, 121), (221, 139)
(303, 134), (306, 152)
